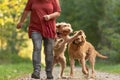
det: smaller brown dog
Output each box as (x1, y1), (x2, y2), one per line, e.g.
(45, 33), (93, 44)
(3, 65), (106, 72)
(68, 30), (108, 78)
(53, 22), (81, 78)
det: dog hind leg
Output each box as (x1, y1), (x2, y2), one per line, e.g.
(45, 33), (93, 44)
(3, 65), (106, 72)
(59, 57), (66, 78)
(89, 56), (96, 78)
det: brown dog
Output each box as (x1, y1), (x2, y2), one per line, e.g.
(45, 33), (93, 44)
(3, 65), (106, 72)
(68, 30), (108, 78)
(52, 22), (81, 78)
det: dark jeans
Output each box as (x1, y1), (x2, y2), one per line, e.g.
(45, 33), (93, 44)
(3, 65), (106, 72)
(31, 32), (54, 73)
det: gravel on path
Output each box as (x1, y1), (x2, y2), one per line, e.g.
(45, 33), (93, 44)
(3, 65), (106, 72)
(15, 67), (120, 80)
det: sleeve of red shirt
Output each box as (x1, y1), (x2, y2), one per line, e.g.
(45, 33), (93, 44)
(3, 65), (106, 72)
(53, 0), (61, 12)
(24, 0), (32, 11)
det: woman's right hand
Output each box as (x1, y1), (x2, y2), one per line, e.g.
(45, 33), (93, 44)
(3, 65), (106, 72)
(16, 22), (23, 29)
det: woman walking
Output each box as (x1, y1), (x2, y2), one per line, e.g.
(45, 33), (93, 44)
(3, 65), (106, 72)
(17, 0), (61, 79)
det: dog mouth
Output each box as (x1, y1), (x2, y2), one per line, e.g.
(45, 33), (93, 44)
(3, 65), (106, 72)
(56, 32), (62, 38)
(57, 32), (62, 35)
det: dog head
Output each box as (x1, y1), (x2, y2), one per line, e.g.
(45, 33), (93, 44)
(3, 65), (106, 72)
(56, 22), (73, 38)
(73, 30), (86, 45)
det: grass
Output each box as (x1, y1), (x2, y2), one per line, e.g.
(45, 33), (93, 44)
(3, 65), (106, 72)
(0, 53), (32, 80)
(0, 63), (120, 80)
(1, 63), (120, 80)
(0, 52), (120, 80)
(0, 52), (46, 80)
(72, 60), (120, 74)
(95, 63), (120, 74)
(0, 62), (32, 80)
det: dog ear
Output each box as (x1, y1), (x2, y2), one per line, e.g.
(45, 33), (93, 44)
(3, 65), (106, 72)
(73, 31), (78, 34)
(79, 30), (86, 37)
(81, 30), (86, 41)
(69, 28), (73, 33)
(74, 30), (82, 35)
(82, 31), (86, 39)
(56, 23), (61, 28)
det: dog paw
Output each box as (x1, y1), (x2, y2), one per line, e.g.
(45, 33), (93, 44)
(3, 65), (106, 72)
(57, 76), (61, 79)
(84, 74), (89, 79)
(90, 76), (95, 79)
(88, 78), (95, 80)
(61, 76), (68, 79)
(68, 75), (74, 79)
(90, 73), (96, 79)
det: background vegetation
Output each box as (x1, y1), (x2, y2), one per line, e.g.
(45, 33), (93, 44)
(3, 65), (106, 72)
(0, 0), (120, 79)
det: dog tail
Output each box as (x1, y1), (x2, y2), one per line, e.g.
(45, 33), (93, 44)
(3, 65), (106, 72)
(96, 51), (108, 59)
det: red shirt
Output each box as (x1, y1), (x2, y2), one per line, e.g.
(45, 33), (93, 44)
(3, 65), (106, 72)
(24, 0), (61, 38)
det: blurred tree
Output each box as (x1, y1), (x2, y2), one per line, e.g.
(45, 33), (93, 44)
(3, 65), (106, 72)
(59, 0), (106, 65)
(59, 0), (120, 63)
(98, 0), (120, 62)
(0, 0), (28, 54)
(0, 0), (120, 63)
(59, 0), (105, 46)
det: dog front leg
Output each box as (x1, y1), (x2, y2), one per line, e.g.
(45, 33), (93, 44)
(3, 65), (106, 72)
(81, 58), (88, 75)
(70, 58), (75, 77)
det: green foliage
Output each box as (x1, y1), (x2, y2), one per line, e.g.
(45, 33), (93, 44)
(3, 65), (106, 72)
(0, 52), (32, 80)
(0, 0), (28, 54)
(0, 52), (31, 64)
(59, 0), (105, 46)
(0, 63), (32, 80)
(0, 0), (120, 64)
(0, 1), (120, 79)
(59, 0), (120, 63)
(97, 0), (120, 62)
(96, 63), (120, 74)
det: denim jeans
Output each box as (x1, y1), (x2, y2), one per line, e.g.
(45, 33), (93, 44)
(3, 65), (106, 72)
(31, 32), (54, 73)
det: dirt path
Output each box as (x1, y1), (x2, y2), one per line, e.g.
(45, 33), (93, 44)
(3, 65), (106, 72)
(15, 67), (120, 80)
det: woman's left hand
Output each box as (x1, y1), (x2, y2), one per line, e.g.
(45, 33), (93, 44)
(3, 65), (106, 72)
(44, 15), (50, 21)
